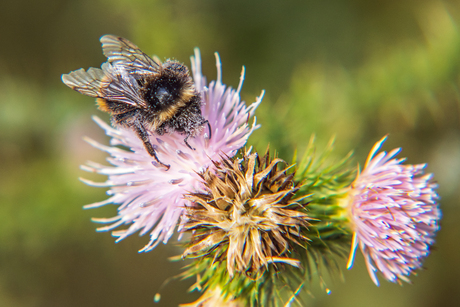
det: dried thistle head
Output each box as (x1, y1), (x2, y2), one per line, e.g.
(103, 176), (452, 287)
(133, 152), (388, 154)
(182, 148), (312, 278)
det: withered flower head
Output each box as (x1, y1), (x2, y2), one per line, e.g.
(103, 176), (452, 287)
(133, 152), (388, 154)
(182, 149), (312, 278)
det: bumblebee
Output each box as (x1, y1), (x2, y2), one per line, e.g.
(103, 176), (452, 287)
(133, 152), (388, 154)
(62, 35), (209, 169)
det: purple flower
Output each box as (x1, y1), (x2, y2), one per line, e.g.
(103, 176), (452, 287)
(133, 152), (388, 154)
(81, 49), (264, 252)
(345, 136), (441, 285)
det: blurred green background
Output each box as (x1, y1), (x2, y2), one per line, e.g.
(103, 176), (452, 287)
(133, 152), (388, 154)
(1, 0), (459, 306)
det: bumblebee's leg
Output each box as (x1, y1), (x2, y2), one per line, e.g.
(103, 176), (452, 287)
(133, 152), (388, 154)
(203, 120), (211, 140)
(183, 120), (211, 150)
(133, 122), (170, 170)
(184, 133), (195, 151)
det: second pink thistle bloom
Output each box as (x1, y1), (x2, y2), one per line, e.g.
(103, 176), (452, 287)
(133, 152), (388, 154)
(345, 136), (441, 285)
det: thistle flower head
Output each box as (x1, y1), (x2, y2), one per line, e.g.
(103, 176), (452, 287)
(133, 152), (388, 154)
(345, 136), (441, 285)
(81, 49), (264, 252)
(182, 149), (312, 278)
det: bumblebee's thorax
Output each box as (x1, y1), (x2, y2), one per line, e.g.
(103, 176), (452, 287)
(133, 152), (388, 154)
(143, 75), (183, 112)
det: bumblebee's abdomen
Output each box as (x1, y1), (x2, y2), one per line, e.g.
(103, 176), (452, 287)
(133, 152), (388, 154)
(97, 98), (136, 115)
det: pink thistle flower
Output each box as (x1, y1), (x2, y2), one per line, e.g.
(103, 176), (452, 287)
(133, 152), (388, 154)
(345, 136), (441, 285)
(81, 49), (264, 252)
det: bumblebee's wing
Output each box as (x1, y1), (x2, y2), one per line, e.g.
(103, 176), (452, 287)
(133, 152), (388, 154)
(100, 35), (161, 76)
(61, 67), (105, 98)
(62, 64), (147, 108)
(99, 63), (147, 107)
